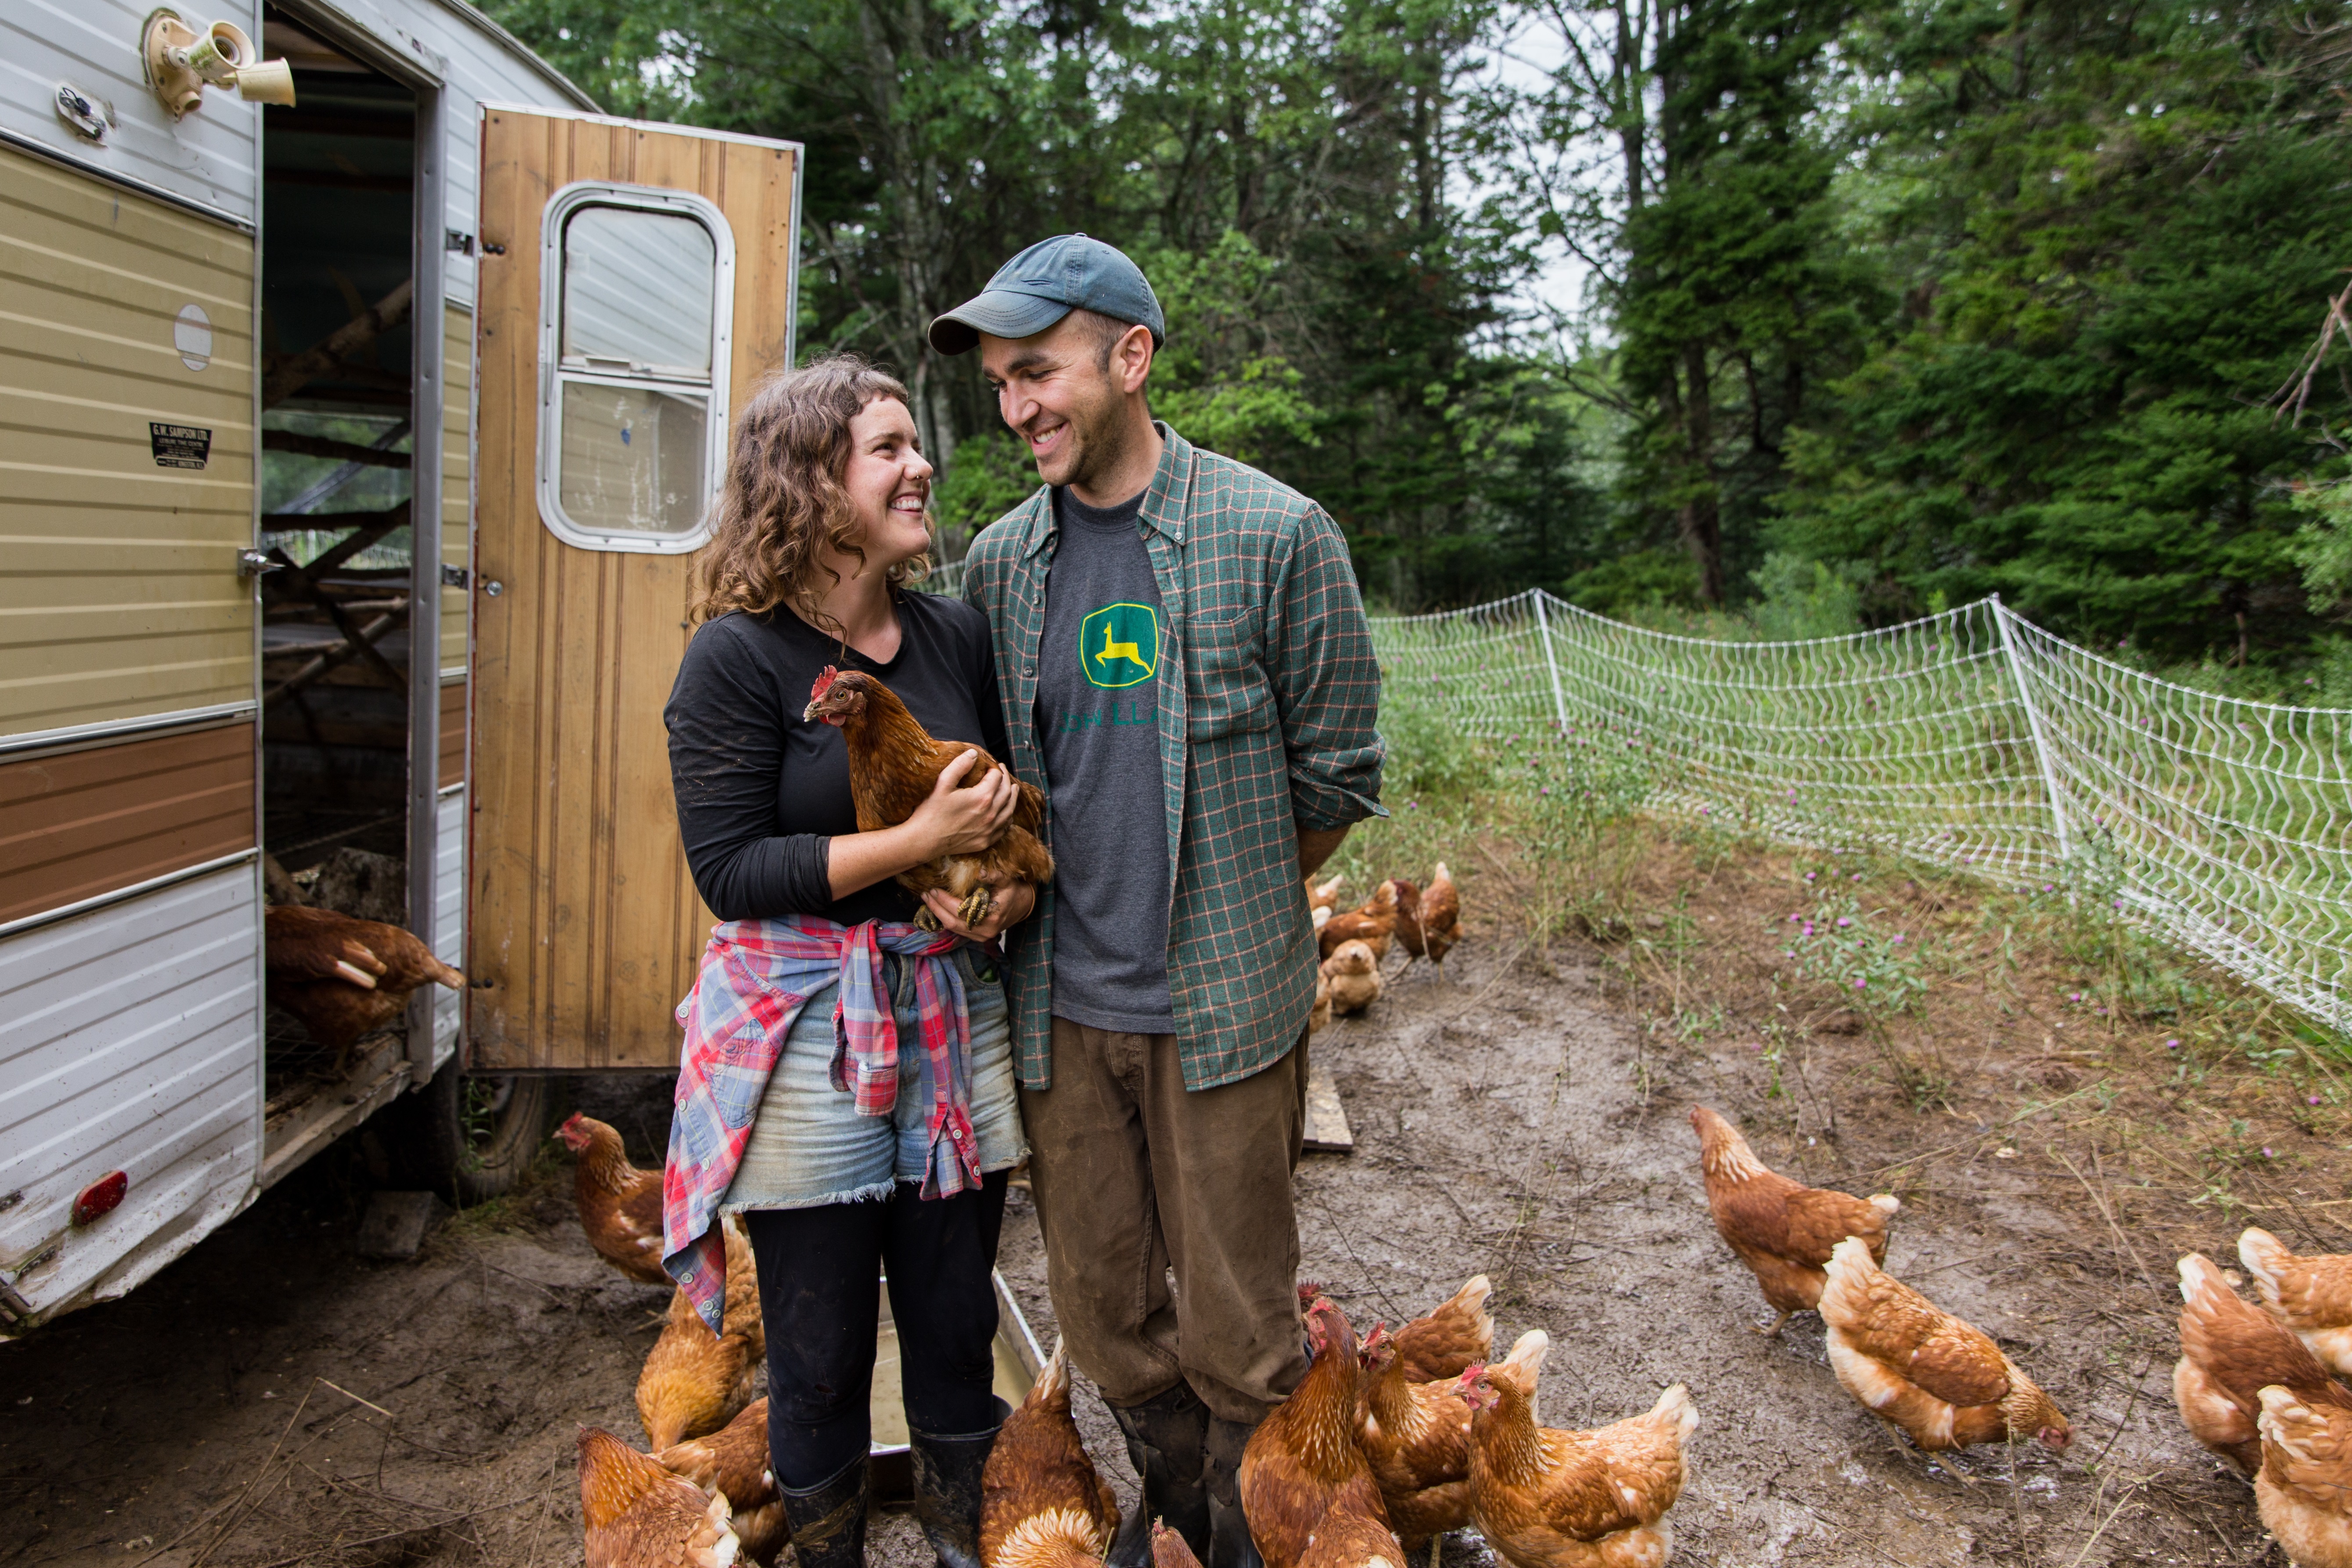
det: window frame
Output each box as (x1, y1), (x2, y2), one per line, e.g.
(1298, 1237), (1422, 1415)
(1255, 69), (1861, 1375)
(534, 180), (736, 554)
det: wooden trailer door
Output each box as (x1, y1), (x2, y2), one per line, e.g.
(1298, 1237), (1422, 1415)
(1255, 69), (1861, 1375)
(466, 108), (800, 1069)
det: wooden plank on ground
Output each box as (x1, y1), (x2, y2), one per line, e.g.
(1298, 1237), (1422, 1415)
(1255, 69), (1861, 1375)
(1304, 1061), (1354, 1152)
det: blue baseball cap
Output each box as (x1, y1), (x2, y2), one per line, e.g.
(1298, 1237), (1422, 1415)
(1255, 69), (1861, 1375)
(929, 234), (1165, 356)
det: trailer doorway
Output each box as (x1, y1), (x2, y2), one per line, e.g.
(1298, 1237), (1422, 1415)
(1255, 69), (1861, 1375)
(254, 10), (549, 1194)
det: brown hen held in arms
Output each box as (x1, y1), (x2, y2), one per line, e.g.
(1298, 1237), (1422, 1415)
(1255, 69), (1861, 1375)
(981, 1337), (1120, 1568)
(2173, 1251), (2352, 1477)
(804, 666), (1053, 930)
(559, 1113), (671, 1287)
(1689, 1104), (1899, 1336)
(580, 1425), (741, 1568)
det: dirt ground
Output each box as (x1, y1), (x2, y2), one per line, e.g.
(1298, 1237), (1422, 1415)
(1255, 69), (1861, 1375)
(0, 845), (2305, 1567)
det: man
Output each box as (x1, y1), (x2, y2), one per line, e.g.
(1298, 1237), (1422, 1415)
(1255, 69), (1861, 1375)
(931, 235), (1384, 1568)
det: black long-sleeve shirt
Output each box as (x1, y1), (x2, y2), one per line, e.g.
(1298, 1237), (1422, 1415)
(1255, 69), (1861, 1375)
(664, 593), (1013, 925)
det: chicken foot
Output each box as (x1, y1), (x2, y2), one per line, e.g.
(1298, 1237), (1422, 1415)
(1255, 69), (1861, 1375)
(912, 884), (997, 934)
(1753, 1309), (1795, 1339)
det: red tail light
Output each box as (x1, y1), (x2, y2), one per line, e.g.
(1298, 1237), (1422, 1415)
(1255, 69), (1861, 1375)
(71, 1171), (128, 1226)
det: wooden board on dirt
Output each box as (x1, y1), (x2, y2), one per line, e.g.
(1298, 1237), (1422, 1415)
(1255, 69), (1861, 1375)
(1304, 1061), (1354, 1152)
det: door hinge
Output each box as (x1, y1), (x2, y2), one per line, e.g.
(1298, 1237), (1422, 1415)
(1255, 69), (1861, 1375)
(440, 563), (469, 589)
(444, 229), (475, 256)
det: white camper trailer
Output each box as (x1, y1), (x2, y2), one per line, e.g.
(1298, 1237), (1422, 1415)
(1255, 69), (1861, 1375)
(0, 0), (802, 1332)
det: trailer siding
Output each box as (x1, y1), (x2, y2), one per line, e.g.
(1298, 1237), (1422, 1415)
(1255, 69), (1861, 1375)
(0, 143), (256, 742)
(0, 722), (256, 927)
(0, 0), (263, 229)
(0, 865), (260, 1325)
(433, 782), (466, 1061)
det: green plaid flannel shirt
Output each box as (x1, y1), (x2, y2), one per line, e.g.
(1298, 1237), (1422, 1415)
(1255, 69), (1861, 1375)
(962, 425), (1386, 1091)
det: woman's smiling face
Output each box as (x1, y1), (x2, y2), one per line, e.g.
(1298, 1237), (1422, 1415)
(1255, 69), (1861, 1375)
(841, 395), (933, 570)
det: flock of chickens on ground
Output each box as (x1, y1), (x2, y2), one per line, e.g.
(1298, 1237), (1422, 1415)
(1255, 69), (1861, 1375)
(553, 1090), (2352, 1568)
(1307, 868), (1461, 1026)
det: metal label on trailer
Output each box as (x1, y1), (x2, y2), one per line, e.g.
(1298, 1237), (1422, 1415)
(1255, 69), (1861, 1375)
(148, 422), (211, 469)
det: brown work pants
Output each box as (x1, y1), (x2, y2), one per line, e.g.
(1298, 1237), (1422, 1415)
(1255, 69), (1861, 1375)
(1019, 1017), (1309, 1424)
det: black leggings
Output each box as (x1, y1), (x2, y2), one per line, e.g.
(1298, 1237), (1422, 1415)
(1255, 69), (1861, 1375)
(743, 1171), (1009, 1491)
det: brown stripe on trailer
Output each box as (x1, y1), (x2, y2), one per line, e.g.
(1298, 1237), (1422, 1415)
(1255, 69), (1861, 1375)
(0, 723), (256, 926)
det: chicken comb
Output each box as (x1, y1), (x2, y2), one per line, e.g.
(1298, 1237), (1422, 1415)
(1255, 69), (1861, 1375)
(809, 665), (840, 702)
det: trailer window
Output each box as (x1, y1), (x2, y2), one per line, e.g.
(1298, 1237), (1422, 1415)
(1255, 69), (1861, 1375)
(537, 185), (734, 552)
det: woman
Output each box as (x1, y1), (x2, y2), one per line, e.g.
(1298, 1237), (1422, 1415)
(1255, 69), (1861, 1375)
(662, 356), (1037, 1568)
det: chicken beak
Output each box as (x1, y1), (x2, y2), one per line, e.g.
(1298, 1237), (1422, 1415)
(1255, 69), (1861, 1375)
(801, 700), (822, 722)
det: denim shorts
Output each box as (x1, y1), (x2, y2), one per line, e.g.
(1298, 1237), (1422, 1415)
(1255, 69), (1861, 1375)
(722, 946), (1027, 1211)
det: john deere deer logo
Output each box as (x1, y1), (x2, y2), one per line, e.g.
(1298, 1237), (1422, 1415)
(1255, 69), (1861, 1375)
(1079, 603), (1160, 689)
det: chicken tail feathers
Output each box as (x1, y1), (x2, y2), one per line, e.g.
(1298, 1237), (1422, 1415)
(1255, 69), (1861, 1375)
(2240, 1227), (2293, 1305)
(1646, 1384), (1700, 1444)
(1818, 1235), (1879, 1326)
(1028, 1336), (1072, 1412)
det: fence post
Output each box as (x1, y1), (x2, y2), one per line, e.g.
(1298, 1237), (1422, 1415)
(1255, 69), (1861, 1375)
(1991, 594), (2073, 863)
(1531, 589), (1569, 732)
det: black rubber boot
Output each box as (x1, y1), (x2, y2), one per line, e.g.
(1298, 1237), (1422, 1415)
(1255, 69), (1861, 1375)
(1107, 1382), (1212, 1568)
(778, 1455), (869, 1568)
(910, 1397), (1009, 1568)
(1203, 1417), (1264, 1568)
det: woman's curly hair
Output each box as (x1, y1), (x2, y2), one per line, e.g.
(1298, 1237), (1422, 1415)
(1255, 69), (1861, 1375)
(690, 355), (931, 633)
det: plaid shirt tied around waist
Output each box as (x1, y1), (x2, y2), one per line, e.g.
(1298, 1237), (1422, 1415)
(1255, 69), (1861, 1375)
(661, 915), (977, 1330)
(962, 425), (1386, 1093)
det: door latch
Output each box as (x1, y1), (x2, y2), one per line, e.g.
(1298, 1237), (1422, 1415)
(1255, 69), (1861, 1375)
(238, 548), (283, 578)
(440, 563), (469, 589)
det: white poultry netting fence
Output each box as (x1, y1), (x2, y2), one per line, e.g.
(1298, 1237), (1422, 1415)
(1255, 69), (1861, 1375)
(1370, 590), (2352, 1038)
(925, 558), (2349, 1033)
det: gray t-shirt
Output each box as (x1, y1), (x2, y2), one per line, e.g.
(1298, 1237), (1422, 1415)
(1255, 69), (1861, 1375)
(1035, 486), (1176, 1033)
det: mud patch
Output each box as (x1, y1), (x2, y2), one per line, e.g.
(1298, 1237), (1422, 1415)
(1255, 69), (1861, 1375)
(0, 930), (2267, 1567)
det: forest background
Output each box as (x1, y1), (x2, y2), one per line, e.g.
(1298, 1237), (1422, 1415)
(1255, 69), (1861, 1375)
(488, 0), (2352, 696)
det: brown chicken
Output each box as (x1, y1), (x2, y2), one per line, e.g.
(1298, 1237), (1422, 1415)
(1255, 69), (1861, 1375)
(2174, 1252), (2352, 1477)
(2242, 1227), (2352, 1378)
(1307, 873), (1348, 915)
(1459, 1331), (1697, 1568)
(660, 1399), (784, 1566)
(1153, 1523), (1205, 1568)
(1393, 864), (1461, 976)
(1392, 1275), (1495, 1386)
(559, 1113), (671, 1287)
(1241, 1297), (1404, 1568)
(803, 667), (1053, 930)
(2257, 1384), (2352, 1568)
(639, 1227), (765, 1450)
(981, 1337), (1120, 1568)
(1309, 970), (1334, 1035)
(1819, 1236), (2070, 1453)
(1357, 1322), (1475, 1550)
(580, 1425), (741, 1568)
(1321, 940), (1383, 1016)
(264, 904), (464, 1063)
(1318, 881), (1400, 962)
(1689, 1104), (1900, 1336)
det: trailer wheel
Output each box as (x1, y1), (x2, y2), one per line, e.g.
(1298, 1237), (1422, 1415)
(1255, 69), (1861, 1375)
(377, 1058), (555, 1204)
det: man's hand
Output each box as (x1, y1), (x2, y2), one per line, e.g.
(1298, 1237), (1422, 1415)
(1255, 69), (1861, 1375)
(922, 879), (1038, 944)
(1298, 823), (1351, 876)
